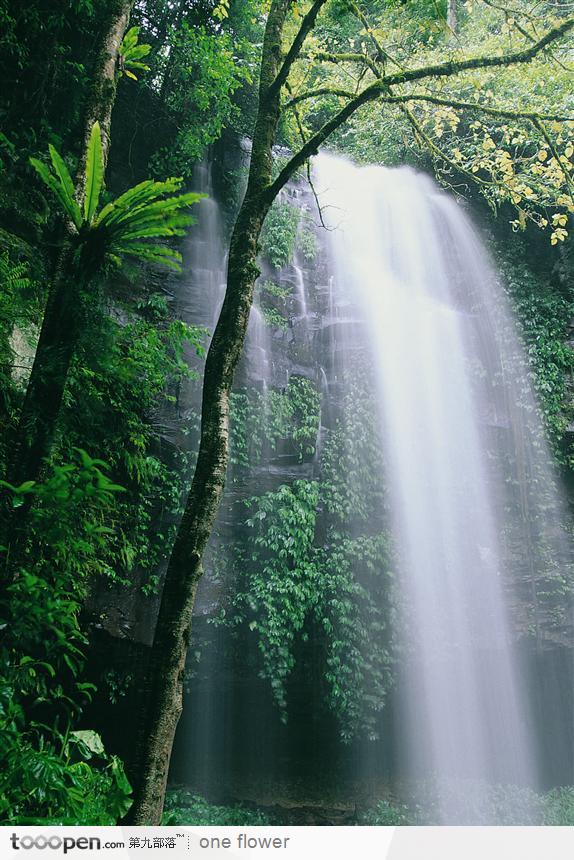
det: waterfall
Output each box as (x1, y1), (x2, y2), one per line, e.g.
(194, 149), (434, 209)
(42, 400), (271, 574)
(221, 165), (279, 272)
(315, 153), (573, 823)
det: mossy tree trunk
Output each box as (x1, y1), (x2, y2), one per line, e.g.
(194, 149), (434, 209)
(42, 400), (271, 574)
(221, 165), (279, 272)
(126, 0), (304, 825)
(1, 0), (133, 583)
(8, 0), (133, 488)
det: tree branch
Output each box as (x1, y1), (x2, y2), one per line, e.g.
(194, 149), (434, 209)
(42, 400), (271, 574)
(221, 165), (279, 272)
(383, 16), (574, 88)
(269, 0), (330, 97)
(299, 50), (382, 78)
(268, 82), (384, 199)
(532, 117), (574, 202)
(397, 102), (493, 190)
(284, 86), (355, 110)
(268, 15), (574, 201)
(345, 0), (405, 70)
(381, 93), (574, 124)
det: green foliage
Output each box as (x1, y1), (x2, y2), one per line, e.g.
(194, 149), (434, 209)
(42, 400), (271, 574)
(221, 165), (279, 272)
(118, 26), (151, 81)
(543, 786), (574, 826)
(260, 307), (288, 330)
(163, 788), (271, 826)
(359, 798), (415, 825)
(291, 0), (574, 240)
(320, 366), (387, 525)
(150, 23), (252, 179)
(501, 251), (574, 467)
(0, 252), (35, 424)
(230, 375), (321, 467)
(226, 362), (395, 739)
(0, 252), (32, 339)
(240, 480), (320, 712)
(62, 310), (205, 592)
(256, 279), (290, 329)
(360, 783), (574, 826)
(0, 452), (132, 824)
(30, 122), (204, 272)
(229, 478), (395, 739)
(408, 780), (574, 825)
(297, 226), (318, 262)
(260, 200), (301, 270)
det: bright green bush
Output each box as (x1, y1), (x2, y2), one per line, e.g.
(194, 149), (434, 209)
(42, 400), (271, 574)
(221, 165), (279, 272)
(259, 201), (300, 270)
(0, 452), (133, 824)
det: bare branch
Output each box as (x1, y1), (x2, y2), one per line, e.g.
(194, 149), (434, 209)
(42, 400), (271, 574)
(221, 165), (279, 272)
(479, 0), (540, 29)
(286, 80), (331, 229)
(306, 160), (332, 229)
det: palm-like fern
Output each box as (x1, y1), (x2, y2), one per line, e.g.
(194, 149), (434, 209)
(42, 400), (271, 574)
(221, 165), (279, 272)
(30, 122), (204, 272)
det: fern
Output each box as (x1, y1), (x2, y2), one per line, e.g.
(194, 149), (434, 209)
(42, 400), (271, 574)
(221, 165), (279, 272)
(30, 124), (205, 273)
(0, 253), (31, 296)
(83, 122), (104, 224)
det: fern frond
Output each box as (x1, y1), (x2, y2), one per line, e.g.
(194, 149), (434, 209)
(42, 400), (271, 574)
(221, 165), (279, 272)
(95, 179), (185, 227)
(83, 122), (104, 223)
(30, 157), (81, 230)
(112, 222), (192, 242)
(117, 243), (183, 270)
(48, 145), (82, 229)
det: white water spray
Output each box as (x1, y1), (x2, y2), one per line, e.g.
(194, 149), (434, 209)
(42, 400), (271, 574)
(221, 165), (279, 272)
(316, 153), (572, 822)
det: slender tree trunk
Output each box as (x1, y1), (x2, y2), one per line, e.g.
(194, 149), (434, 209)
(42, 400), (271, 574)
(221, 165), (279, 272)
(6, 248), (85, 489)
(126, 0), (294, 825)
(0, 0), (133, 584)
(447, 0), (457, 34)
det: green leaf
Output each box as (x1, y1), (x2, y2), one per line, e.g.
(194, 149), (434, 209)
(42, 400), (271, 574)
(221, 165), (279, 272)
(48, 145), (82, 229)
(71, 729), (105, 756)
(123, 44), (152, 62)
(121, 26), (139, 51)
(30, 158), (81, 229)
(83, 122), (104, 223)
(126, 61), (151, 71)
(95, 179), (183, 228)
(119, 244), (183, 270)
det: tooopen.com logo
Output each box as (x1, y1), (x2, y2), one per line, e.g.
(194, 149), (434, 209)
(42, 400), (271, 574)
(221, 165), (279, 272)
(10, 835), (125, 853)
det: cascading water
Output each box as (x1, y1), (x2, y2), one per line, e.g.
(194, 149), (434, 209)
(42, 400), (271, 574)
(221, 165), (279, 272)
(315, 153), (573, 823)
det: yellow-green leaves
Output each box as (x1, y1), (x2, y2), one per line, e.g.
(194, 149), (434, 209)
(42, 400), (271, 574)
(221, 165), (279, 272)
(83, 121), (104, 224)
(213, 0), (230, 22)
(118, 26), (151, 81)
